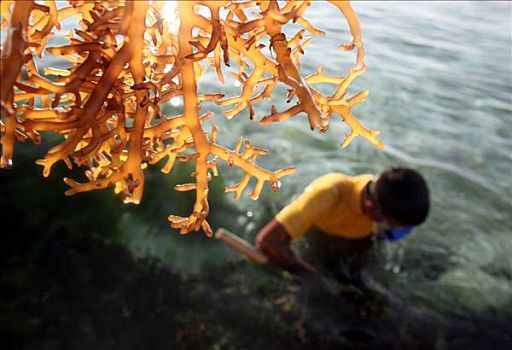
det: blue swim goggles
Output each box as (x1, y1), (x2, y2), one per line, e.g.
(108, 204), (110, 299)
(382, 225), (414, 241)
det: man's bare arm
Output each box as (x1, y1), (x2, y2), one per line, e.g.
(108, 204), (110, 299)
(255, 219), (317, 274)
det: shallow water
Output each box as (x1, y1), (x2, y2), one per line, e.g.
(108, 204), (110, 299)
(157, 1), (512, 315)
(72, 2), (512, 343)
(2, 1), (511, 347)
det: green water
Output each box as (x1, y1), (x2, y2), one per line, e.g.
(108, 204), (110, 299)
(123, 1), (512, 312)
(1, 1), (511, 348)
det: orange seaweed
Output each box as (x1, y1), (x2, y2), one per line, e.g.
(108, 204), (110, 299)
(0, 1), (383, 236)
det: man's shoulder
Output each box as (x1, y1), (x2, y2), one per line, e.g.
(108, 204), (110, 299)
(307, 173), (373, 200)
(353, 173), (374, 184)
(312, 172), (373, 186)
(312, 172), (348, 183)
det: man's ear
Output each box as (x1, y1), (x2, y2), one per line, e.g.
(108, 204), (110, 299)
(362, 198), (373, 211)
(364, 199), (383, 221)
(363, 198), (376, 211)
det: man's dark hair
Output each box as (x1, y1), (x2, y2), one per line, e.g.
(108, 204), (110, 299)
(376, 167), (430, 225)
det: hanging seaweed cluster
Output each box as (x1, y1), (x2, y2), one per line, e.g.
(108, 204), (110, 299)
(0, 1), (382, 236)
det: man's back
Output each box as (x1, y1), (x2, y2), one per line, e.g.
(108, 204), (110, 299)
(276, 173), (374, 239)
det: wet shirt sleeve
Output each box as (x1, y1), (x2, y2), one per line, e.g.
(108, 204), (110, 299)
(275, 180), (338, 238)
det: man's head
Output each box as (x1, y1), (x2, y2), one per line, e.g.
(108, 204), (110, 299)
(363, 167), (430, 229)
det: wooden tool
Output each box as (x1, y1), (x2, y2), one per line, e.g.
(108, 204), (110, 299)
(214, 228), (269, 264)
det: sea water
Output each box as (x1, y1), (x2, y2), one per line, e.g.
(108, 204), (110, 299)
(192, 1), (512, 316)
(2, 1), (511, 345)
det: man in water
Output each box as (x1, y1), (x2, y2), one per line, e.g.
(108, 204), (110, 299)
(254, 167), (430, 280)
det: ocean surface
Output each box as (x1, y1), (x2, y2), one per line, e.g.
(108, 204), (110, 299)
(2, 1), (511, 347)
(141, 1), (512, 312)
(111, 1), (512, 344)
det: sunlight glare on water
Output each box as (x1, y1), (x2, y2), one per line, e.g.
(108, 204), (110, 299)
(161, 1), (180, 35)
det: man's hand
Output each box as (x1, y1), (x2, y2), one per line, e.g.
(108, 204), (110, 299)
(255, 219), (317, 275)
(295, 257), (318, 274)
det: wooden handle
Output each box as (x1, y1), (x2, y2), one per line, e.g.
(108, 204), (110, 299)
(215, 228), (269, 264)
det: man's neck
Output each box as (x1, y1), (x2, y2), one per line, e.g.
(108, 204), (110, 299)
(360, 182), (371, 216)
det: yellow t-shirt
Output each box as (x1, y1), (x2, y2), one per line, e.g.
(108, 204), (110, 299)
(275, 173), (374, 239)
